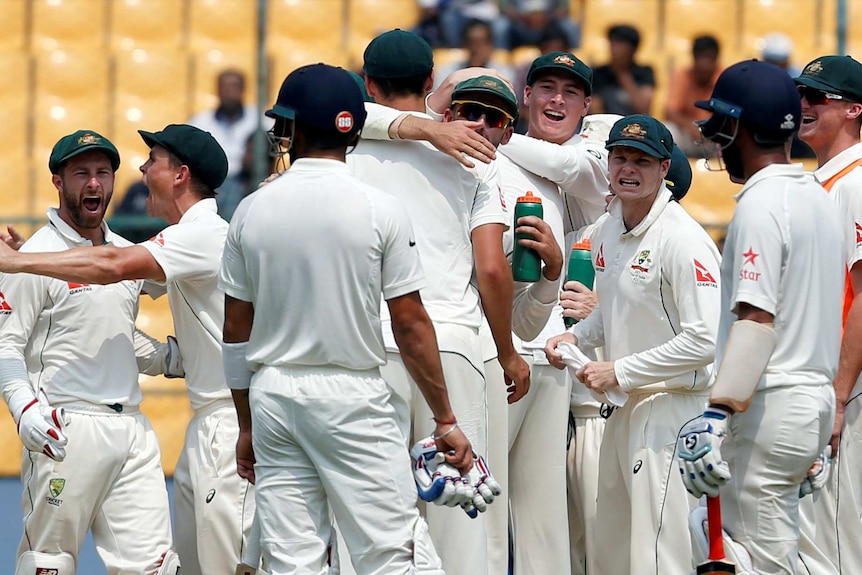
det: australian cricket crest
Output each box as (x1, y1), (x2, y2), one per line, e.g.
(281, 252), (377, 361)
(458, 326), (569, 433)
(629, 249), (652, 282)
(47, 478), (65, 507)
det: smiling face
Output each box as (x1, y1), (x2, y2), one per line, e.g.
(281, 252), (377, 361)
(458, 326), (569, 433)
(607, 146), (669, 202)
(54, 150), (115, 234)
(797, 87), (859, 152)
(524, 71), (590, 144)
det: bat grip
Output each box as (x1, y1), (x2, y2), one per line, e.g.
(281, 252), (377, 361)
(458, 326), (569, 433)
(706, 495), (726, 561)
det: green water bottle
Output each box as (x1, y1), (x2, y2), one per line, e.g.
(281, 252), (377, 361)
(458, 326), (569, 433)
(512, 191), (543, 282)
(564, 239), (595, 328)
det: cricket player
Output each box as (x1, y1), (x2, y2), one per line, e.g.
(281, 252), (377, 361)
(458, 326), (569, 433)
(677, 60), (846, 574)
(218, 62), (473, 575)
(546, 115), (721, 575)
(346, 30), (528, 575)
(0, 131), (179, 574)
(0, 125), (255, 574)
(794, 55), (862, 573)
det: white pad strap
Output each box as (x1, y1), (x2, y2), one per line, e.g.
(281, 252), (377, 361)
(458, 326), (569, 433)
(16, 551), (76, 575)
(222, 341), (253, 390)
(710, 319), (777, 413)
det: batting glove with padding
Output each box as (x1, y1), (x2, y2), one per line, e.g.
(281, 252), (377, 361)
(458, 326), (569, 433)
(460, 452), (502, 516)
(164, 335), (185, 378)
(17, 389), (69, 461)
(799, 445), (832, 498)
(677, 407), (732, 498)
(410, 437), (473, 507)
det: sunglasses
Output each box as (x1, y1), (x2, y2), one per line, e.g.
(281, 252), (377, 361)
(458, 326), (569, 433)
(452, 100), (514, 129)
(797, 86), (848, 105)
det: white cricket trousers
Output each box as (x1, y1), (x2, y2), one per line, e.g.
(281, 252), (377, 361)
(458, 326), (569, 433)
(174, 399), (255, 575)
(593, 391), (705, 575)
(567, 409), (604, 575)
(250, 365), (443, 575)
(482, 355), (510, 575)
(380, 322), (488, 575)
(17, 406), (172, 575)
(508, 361), (572, 575)
(722, 384), (834, 575)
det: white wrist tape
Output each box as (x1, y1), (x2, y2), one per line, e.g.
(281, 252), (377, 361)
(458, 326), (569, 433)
(5, 386), (38, 425)
(222, 341), (253, 390)
(710, 320), (777, 413)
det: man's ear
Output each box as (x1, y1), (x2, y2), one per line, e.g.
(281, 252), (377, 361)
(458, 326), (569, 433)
(500, 125), (515, 146)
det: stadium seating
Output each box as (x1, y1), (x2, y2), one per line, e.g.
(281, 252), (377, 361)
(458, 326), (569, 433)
(347, 0), (420, 61)
(190, 0), (257, 53)
(270, 45), (350, 101)
(110, 0), (185, 51)
(580, 0), (660, 62)
(662, 0), (739, 57)
(0, 0), (28, 51)
(31, 0), (108, 52)
(268, 0), (345, 53)
(739, 0), (819, 56)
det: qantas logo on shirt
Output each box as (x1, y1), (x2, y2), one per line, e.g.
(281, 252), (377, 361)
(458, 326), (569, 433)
(694, 259), (717, 287)
(595, 244), (606, 271)
(150, 233), (165, 246)
(740, 246), (762, 282)
(0, 291), (12, 314)
(856, 222), (862, 245)
(68, 282), (92, 294)
(497, 185), (506, 210)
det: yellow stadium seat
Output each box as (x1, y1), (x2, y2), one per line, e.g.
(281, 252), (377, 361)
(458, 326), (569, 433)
(739, 0), (819, 56)
(33, 50), (110, 158)
(433, 48), (468, 68)
(31, 0), (108, 52)
(268, 0), (345, 52)
(110, 0), (185, 51)
(0, 0), (27, 51)
(0, 153), (32, 218)
(0, 52), (30, 154)
(580, 0), (660, 61)
(662, 0), (740, 57)
(511, 46), (541, 68)
(847, 0), (862, 52)
(190, 49), (259, 115)
(190, 0), (257, 53)
(347, 0), (419, 57)
(684, 159), (737, 238)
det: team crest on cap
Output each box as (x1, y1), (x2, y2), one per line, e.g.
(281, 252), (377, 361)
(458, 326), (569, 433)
(621, 123), (647, 139)
(77, 133), (99, 145)
(553, 54), (576, 67)
(480, 78), (501, 88)
(335, 111), (354, 133)
(780, 114), (796, 130)
(804, 60), (824, 75)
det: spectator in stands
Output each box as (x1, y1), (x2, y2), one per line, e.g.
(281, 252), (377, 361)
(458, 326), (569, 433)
(435, 0), (505, 48)
(666, 35), (722, 156)
(188, 69), (271, 220)
(434, 19), (515, 89)
(498, 0), (580, 50)
(759, 32), (802, 77)
(512, 24), (569, 131)
(590, 24), (655, 116)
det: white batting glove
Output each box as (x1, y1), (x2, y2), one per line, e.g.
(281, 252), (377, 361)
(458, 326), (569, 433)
(16, 389), (69, 461)
(410, 437), (472, 507)
(460, 452), (501, 517)
(163, 335), (185, 378)
(677, 407), (732, 498)
(799, 445), (832, 498)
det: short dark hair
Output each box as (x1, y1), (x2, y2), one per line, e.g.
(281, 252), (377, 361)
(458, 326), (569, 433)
(463, 19), (493, 43)
(607, 25), (640, 49)
(166, 150), (214, 198)
(692, 35), (720, 58)
(367, 74), (429, 98)
(218, 69), (245, 90)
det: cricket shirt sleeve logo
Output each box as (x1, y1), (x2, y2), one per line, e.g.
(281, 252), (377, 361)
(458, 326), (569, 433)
(149, 232), (165, 247)
(739, 247), (761, 282)
(595, 244), (606, 271)
(0, 290), (12, 313)
(694, 259), (717, 287)
(856, 222), (862, 246)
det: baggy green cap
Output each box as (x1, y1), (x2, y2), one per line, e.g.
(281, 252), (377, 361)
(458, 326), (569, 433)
(139, 124), (229, 190)
(526, 51), (592, 95)
(49, 130), (120, 174)
(795, 55), (862, 103)
(606, 114), (674, 159)
(452, 75), (519, 118)
(363, 29), (434, 79)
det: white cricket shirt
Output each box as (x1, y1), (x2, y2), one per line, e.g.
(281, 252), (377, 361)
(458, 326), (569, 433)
(500, 133), (610, 235)
(348, 121), (508, 334)
(719, 163), (845, 389)
(815, 142), (862, 271)
(139, 198), (231, 411)
(218, 158), (425, 370)
(574, 187), (721, 393)
(0, 209), (143, 407)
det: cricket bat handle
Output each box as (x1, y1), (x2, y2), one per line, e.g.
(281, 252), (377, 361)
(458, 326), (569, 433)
(707, 495), (726, 561)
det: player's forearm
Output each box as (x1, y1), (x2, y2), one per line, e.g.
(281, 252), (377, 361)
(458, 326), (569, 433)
(231, 389), (253, 432)
(392, 314), (456, 423)
(477, 261), (518, 359)
(8, 246), (131, 284)
(501, 134), (576, 185)
(511, 276), (557, 341)
(835, 296), (862, 405)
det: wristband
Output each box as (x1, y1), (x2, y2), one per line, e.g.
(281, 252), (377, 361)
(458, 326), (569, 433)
(432, 423), (459, 441)
(432, 416), (457, 425)
(222, 340), (253, 390)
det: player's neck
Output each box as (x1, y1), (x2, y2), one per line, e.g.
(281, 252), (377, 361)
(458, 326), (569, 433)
(375, 95), (425, 114)
(813, 130), (860, 167)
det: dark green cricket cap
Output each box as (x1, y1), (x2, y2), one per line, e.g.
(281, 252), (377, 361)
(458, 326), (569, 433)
(347, 70), (374, 103)
(363, 29), (434, 79)
(526, 51), (592, 95)
(606, 114), (674, 159)
(452, 75), (519, 118)
(138, 124), (229, 191)
(49, 130), (120, 174)
(665, 144), (692, 201)
(795, 55), (862, 103)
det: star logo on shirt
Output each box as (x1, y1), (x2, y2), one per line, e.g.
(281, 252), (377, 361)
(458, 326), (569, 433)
(742, 247), (759, 266)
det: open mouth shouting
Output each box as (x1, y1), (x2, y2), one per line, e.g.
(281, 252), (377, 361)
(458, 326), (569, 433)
(82, 195), (103, 214)
(544, 109), (566, 122)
